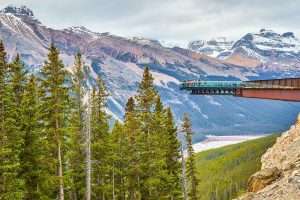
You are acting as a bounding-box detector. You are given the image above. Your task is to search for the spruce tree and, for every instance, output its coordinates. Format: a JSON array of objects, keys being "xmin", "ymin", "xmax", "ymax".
[
  {"xmin": 0, "ymin": 42, "xmax": 25, "ymax": 200},
  {"xmin": 68, "ymin": 52, "xmax": 87, "ymax": 199},
  {"xmin": 135, "ymin": 65, "xmax": 159, "ymax": 198},
  {"xmin": 182, "ymin": 112, "xmax": 199, "ymax": 200},
  {"xmin": 39, "ymin": 43, "xmax": 73, "ymax": 199},
  {"xmin": 19, "ymin": 75, "xmax": 44, "ymax": 199},
  {"xmin": 110, "ymin": 120, "xmax": 129, "ymax": 200},
  {"xmin": 89, "ymin": 75, "xmax": 110, "ymax": 198},
  {"xmin": 124, "ymin": 97, "xmax": 142, "ymax": 199},
  {"xmin": 164, "ymin": 107, "xmax": 182, "ymax": 199},
  {"xmin": 125, "ymin": 97, "xmax": 135, "ymax": 118},
  {"xmin": 9, "ymin": 54, "xmax": 31, "ymax": 198},
  {"xmin": 9, "ymin": 53, "xmax": 27, "ymax": 106},
  {"xmin": 151, "ymin": 94, "xmax": 170, "ymax": 198}
]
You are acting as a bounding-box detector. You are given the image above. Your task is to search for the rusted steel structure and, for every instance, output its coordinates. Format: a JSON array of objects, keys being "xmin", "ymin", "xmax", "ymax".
[{"xmin": 179, "ymin": 78, "xmax": 300, "ymax": 102}]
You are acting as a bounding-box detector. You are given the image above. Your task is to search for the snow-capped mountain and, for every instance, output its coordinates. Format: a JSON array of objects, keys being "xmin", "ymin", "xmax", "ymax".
[
  {"xmin": 188, "ymin": 37, "xmax": 234, "ymax": 59},
  {"xmin": 226, "ymin": 29, "xmax": 300, "ymax": 73},
  {"xmin": 188, "ymin": 29, "xmax": 300, "ymax": 77},
  {"xmin": 0, "ymin": 4, "xmax": 40, "ymax": 23},
  {"xmin": 1, "ymin": 5, "xmax": 299, "ymax": 140}
]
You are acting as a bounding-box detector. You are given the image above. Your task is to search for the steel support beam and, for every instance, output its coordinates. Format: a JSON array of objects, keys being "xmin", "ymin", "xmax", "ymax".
[{"xmin": 237, "ymin": 89, "xmax": 300, "ymax": 102}]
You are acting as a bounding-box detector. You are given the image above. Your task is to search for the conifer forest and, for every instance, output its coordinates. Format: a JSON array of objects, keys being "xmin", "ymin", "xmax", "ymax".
[{"xmin": 0, "ymin": 41, "xmax": 199, "ymax": 200}]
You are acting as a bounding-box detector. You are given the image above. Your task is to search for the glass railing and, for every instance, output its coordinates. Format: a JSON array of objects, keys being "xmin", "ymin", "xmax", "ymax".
[{"xmin": 180, "ymin": 81, "xmax": 295, "ymax": 89}]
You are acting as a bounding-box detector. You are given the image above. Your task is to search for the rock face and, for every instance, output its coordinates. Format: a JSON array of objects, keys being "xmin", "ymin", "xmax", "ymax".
[
  {"xmin": 237, "ymin": 114, "xmax": 300, "ymax": 200},
  {"xmin": 247, "ymin": 167, "xmax": 282, "ymax": 193}
]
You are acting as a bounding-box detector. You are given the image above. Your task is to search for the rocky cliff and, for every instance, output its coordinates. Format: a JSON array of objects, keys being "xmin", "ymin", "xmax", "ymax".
[{"xmin": 237, "ymin": 114, "xmax": 300, "ymax": 200}]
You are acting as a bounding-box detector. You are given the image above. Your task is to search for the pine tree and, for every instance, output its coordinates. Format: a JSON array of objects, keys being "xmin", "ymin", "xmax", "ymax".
[
  {"xmin": 135, "ymin": 65, "xmax": 157, "ymax": 111},
  {"xmin": 182, "ymin": 112, "xmax": 199, "ymax": 200},
  {"xmin": 9, "ymin": 54, "xmax": 32, "ymax": 198},
  {"xmin": 110, "ymin": 120, "xmax": 129, "ymax": 200},
  {"xmin": 68, "ymin": 52, "xmax": 87, "ymax": 199},
  {"xmin": 124, "ymin": 97, "xmax": 135, "ymax": 118},
  {"xmin": 135, "ymin": 65, "xmax": 159, "ymax": 198},
  {"xmin": 9, "ymin": 53, "xmax": 27, "ymax": 106},
  {"xmin": 39, "ymin": 43, "xmax": 73, "ymax": 199},
  {"xmin": 0, "ymin": 42, "xmax": 25, "ymax": 200},
  {"xmin": 164, "ymin": 107, "xmax": 182, "ymax": 199},
  {"xmin": 19, "ymin": 75, "xmax": 44, "ymax": 199},
  {"xmin": 124, "ymin": 97, "xmax": 142, "ymax": 199},
  {"xmin": 89, "ymin": 75, "xmax": 110, "ymax": 199},
  {"xmin": 85, "ymin": 94, "xmax": 91, "ymax": 200},
  {"xmin": 151, "ymin": 94, "xmax": 170, "ymax": 198}
]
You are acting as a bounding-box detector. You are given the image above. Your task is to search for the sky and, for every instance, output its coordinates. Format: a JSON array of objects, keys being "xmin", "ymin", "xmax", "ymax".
[{"xmin": 1, "ymin": 0, "xmax": 300, "ymax": 47}]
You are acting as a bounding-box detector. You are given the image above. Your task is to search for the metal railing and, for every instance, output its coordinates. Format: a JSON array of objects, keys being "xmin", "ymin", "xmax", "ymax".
[{"xmin": 180, "ymin": 80, "xmax": 295, "ymax": 90}]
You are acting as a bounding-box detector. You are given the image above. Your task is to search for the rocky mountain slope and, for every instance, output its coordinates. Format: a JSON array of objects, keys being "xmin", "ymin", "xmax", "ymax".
[
  {"xmin": 237, "ymin": 114, "xmax": 300, "ymax": 200},
  {"xmin": 188, "ymin": 37, "xmax": 234, "ymax": 59},
  {"xmin": 1, "ymin": 5, "xmax": 300, "ymax": 138},
  {"xmin": 189, "ymin": 29, "xmax": 300, "ymax": 77},
  {"xmin": 227, "ymin": 29, "xmax": 300, "ymax": 75}
]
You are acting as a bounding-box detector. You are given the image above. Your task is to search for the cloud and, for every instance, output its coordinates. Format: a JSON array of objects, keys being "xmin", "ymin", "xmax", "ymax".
[{"xmin": 2, "ymin": 0, "xmax": 300, "ymax": 47}]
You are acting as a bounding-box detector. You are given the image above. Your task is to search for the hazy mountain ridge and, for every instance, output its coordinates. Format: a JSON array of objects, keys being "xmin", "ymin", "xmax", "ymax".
[{"xmin": 1, "ymin": 5, "xmax": 300, "ymax": 139}]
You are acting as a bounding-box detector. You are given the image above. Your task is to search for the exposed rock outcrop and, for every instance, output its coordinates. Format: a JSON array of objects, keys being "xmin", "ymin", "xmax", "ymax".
[
  {"xmin": 236, "ymin": 114, "xmax": 300, "ymax": 200},
  {"xmin": 247, "ymin": 167, "xmax": 282, "ymax": 193}
]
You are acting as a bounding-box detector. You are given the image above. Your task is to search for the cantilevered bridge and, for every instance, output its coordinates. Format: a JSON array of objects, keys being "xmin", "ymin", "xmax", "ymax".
[{"xmin": 179, "ymin": 78, "xmax": 300, "ymax": 102}]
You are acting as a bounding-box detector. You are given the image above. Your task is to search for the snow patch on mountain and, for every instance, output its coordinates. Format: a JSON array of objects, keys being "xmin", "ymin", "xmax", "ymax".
[
  {"xmin": 188, "ymin": 37, "xmax": 234, "ymax": 59},
  {"xmin": 0, "ymin": 5, "xmax": 40, "ymax": 23},
  {"xmin": 129, "ymin": 37, "xmax": 162, "ymax": 48},
  {"xmin": 63, "ymin": 26, "xmax": 101, "ymax": 39},
  {"xmin": 206, "ymin": 96, "xmax": 221, "ymax": 106}
]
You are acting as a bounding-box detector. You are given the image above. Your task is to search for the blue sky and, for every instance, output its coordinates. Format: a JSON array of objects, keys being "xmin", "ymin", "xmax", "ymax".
[{"xmin": 1, "ymin": 0, "xmax": 299, "ymax": 47}]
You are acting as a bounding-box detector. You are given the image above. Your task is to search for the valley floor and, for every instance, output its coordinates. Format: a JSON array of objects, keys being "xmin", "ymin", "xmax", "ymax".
[{"xmin": 190, "ymin": 134, "xmax": 267, "ymax": 154}]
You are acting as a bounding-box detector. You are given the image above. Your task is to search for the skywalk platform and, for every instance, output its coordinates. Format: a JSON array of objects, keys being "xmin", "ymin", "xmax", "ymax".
[{"xmin": 179, "ymin": 78, "xmax": 300, "ymax": 102}]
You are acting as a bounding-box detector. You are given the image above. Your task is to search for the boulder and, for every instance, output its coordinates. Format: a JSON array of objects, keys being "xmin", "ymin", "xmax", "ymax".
[{"xmin": 247, "ymin": 167, "xmax": 281, "ymax": 192}]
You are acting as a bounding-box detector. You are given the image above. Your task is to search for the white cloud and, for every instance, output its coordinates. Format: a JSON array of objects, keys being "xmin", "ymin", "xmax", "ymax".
[{"xmin": 2, "ymin": 0, "xmax": 300, "ymax": 47}]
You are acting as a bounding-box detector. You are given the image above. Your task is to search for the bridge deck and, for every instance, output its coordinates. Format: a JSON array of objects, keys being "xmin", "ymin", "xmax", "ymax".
[
  {"xmin": 179, "ymin": 78, "xmax": 300, "ymax": 101},
  {"xmin": 180, "ymin": 80, "xmax": 298, "ymax": 90}
]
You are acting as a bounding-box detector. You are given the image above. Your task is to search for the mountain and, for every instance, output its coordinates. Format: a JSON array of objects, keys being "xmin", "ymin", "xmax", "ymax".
[
  {"xmin": 188, "ymin": 37, "xmax": 234, "ymax": 59},
  {"xmin": 236, "ymin": 115, "xmax": 300, "ymax": 200},
  {"xmin": 1, "ymin": 5, "xmax": 300, "ymax": 139},
  {"xmin": 189, "ymin": 29, "xmax": 300, "ymax": 77},
  {"xmin": 227, "ymin": 29, "xmax": 300, "ymax": 74}
]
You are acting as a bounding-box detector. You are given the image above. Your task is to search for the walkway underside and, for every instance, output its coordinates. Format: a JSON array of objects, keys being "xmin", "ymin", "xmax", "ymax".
[
  {"xmin": 180, "ymin": 78, "xmax": 300, "ymax": 102},
  {"xmin": 238, "ymin": 89, "xmax": 300, "ymax": 102}
]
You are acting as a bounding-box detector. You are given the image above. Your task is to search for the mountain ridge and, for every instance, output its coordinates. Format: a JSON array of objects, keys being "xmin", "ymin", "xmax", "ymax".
[
  {"xmin": 188, "ymin": 29, "xmax": 300, "ymax": 75},
  {"xmin": 1, "ymin": 5, "xmax": 300, "ymax": 138}
]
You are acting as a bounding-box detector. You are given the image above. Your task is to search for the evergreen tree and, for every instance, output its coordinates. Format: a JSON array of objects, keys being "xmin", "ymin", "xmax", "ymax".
[
  {"xmin": 19, "ymin": 75, "xmax": 44, "ymax": 199},
  {"xmin": 9, "ymin": 54, "xmax": 31, "ymax": 198},
  {"xmin": 110, "ymin": 120, "xmax": 129, "ymax": 200},
  {"xmin": 89, "ymin": 75, "xmax": 110, "ymax": 198},
  {"xmin": 124, "ymin": 97, "xmax": 142, "ymax": 199},
  {"xmin": 9, "ymin": 53, "xmax": 27, "ymax": 106},
  {"xmin": 164, "ymin": 107, "xmax": 182, "ymax": 199},
  {"xmin": 182, "ymin": 112, "xmax": 199, "ymax": 200},
  {"xmin": 0, "ymin": 42, "xmax": 25, "ymax": 200},
  {"xmin": 68, "ymin": 52, "xmax": 87, "ymax": 199},
  {"xmin": 125, "ymin": 97, "xmax": 135, "ymax": 118},
  {"xmin": 39, "ymin": 43, "xmax": 73, "ymax": 199},
  {"xmin": 151, "ymin": 94, "xmax": 170, "ymax": 198},
  {"xmin": 135, "ymin": 65, "xmax": 159, "ymax": 198}
]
